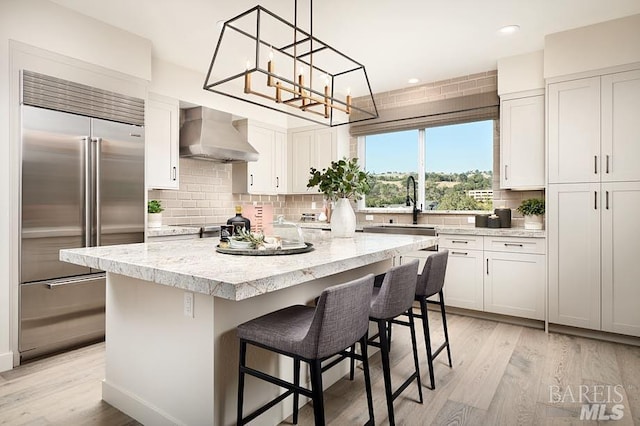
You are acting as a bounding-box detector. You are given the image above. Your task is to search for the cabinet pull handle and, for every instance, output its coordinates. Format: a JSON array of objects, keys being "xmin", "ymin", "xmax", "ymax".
[
  {"xmin": 452, "ymin": 240, "xmax": 468, "ymax": 244},
  {"xmin": 504, "ymin": 164, "xmax": 508, "ymax": 180},
  {"xmin": 172, "ymin": 166, "xmax": 177, "ymax": 181},
  {"xmin": 276, "ymin": 176, "xmax": 279, "ymax": 188},
  {"xmin": 504, "ymin": 243, "xmax": 524, "ymax": 247},
  {"xmin": 594, "ymin": 191, "xmax": 598, "ymax": 210},
  {"xmin": 451, "ymin": 251, "xmax": 468, "ymax": 256},
  {"xmin": 594, "ymin": 155, "xmax": 598, "ymax": 174},
  {"xmin": 606, "ymin": 155, "xmax": 610, "ymax": 174},
  {"xmin": 606, "ymin": 191, "xmax": 609, "ymax": 210},
  {"xmin": 129, "ymin": 133, "xmax": 142, "ymax": 138},
  {"xmin": 486, "ymin": 258, "xmax": 489, "ymax": 275},
  {"xmin": 250, "ymin": 174, "xmax": 254, "ymax": 186}
]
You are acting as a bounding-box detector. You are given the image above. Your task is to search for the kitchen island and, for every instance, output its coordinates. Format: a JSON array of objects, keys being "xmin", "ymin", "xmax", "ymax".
[{"xmin": 60, "ymin": 230, "xmax": 437, "ymax": 426}]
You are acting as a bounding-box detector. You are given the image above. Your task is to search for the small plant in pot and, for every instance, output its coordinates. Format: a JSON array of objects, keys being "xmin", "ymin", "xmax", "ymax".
[
  {"xmin": 307, "ymin": 158, "xmax": 371, "ymax": 238},
  {"xmin": 517, "ymin": 198, "xmax": 545, "ymax": 230},
  {"xmin": 147, "ymin": 200, "xmax": 164, "ymax": 228}
]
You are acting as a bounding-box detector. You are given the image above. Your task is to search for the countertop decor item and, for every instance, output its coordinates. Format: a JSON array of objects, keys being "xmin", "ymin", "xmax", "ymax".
[
  {"xmin": 216, "ymin": 242, "xmax": 314, "ymax": 256},
  {"xmin": 147, "ymin": 200, "xmax": 164, "ymax": 228},
  {"xmin": 307, "ymin": 158, "xmax": 371, "ymax": 238},
  {"xmin": 494, "ymin": 208, "xmax": 512, "ymax": 228},
  {"xmin": 475, "ymin": 214, "xmax": 489, "ymax": 227},
  {"xmin": 487, "ymin": 215, "xmax": 501, "ymax": 228},
  {"xmin": 517, "ymin": 198, "xmax": 545, "ymax": 230},
  {"xmin": 203, "ymin": 0, "xmax": 378, "ymax": 127}
]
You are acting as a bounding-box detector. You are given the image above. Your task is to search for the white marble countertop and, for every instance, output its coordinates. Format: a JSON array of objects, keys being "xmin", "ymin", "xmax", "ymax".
[
  {"xmin": 60, "ymin": 231, "xmax": 438, "ymax": 301},
  {"xmin": 146, "ymin": 225, "xmax": 201, "ymax": 237},
  {"xmin": 301, "ymin": 222, "xmax": 545, "ymax": 238}
]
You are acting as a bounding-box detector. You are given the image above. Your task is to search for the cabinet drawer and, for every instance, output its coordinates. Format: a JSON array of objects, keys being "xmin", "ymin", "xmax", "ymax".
[
  {"xmin": 438, "ymin": 234, "xmax": 483, "ymax": 250},
  {"xmin": 484, "ymin": 236, "xmax": 545, "ymax": 254}
]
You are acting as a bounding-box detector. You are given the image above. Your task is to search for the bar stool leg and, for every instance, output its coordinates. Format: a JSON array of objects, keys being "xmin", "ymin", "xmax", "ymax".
[
  {"xmin": 237, "ymin": 339, "xmax": 247, "ymax": 426},
  {"xmin": 419, "ymin": 297, "xmax": 436, "ymax": 390},
  {"xmin": 439, "ymin": 291, "xmax": 453, "ymax": 367},
  {"xmin": 407, "ymin": 308, "xmax": 424, "ymax": 403},
  {"xmin": 348, "ymin": 344, "xmax": 356, "ymax": 380},
  {"xmin": 309, "ymin": 359, "xmax": 325, "ymax": 425},
  {"xmin": 293, "ymin": 358, "xmax": 300, "ymax": 424},
  {"xmin": 359, "ymin": 334, "xmax": 375, "ymax": 426},
  {"xmin": 377, "ymin": 319, "xmax": 396, "ymax": 425}
]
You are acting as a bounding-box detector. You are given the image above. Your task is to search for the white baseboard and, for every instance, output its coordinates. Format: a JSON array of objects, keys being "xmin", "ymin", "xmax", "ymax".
[
  {"xmin": 0, "ymin": 351, "xmax": 14, "ymax": 373},
  {"xmin": 102, "ymin": 380, "xmax": 185, "ymax": 426}
]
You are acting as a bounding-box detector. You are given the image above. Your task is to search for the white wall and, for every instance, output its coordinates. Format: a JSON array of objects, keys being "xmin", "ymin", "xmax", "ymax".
[
  {"xmin": 544, "ymin": 14, "xmax": 640, "ymax": 79},
  {"xmin": 0, "ymin": 0, "xmax": 152, "ymax": 371},
  {"xmin": 497, "ymin": 50, "xmax": 544, "ymax": 95}
]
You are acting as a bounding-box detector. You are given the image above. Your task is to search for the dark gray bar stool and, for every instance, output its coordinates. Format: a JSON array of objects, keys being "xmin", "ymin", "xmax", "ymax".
[
  {"xmin": 236, "ymin": 274, "xmax": 376, "ymax": 426},
  {"xmin": 350, "ymin": 259, "xmax": 423, "ymax": 425},
  {"xmin": 413, "ymin": 249, "xmax": 452, "ymax": 390}
]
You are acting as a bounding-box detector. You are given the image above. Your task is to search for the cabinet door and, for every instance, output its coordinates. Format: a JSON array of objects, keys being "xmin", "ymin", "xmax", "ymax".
[
  {"xmin": 289, "ymin": 130, "xmax": 314, "ymax": 193},
  {"xmin": 146, "ymin": 95, "xmax": 179, "ymax": 189},
  {"xmin": 500, "ymin": 95, "xmax": 544, "ymax": 189},
  {"xmin": 548, "ymin": 77, "xmax": 600, "ymax": 184},
  {"xmin": 548, "ymin": 183, "xmax": 601, "ymax": 329},
  {"xmin": 399, "ymin": 250, "xmax": 436, "ymax": 274},
  {"xmin": 484, "ymin": 251, "xmax": 545, "ymax": 320},
  {"xmin": 601, "ymin": 182, "xmax": 640, "ymax": 336},
  {"xmin": 314, "ymin": 128, "xmax": 337, "ymax": 171},
  {"xmin": 442, "ymin": 249, "xmax": 484, "ymax": 310},
  {"xmin": 601, "ymin": 69, "xmax": 640, "ymax": 182},
  {"xmin": 274, "ymin": 131, "xmax": 287, "ymax": 193},
  {"xmin": 246, "ymin": 125, "xmax": 275, "ymax": 194}
]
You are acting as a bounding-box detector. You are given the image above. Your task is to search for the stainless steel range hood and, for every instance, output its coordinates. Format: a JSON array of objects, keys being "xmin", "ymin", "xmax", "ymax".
[{"xmin": 179, "ymin": 107, "xmax": 259, "ymax": 163}]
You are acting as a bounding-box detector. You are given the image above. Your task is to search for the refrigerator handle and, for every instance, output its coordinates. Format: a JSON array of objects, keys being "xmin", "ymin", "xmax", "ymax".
[
  {"xmin": 94, "ymin": 137, "xmax": 102, "ymax": 246},
  {"xmin": 83, "ymin": 136, "xmax": 92, "ymax": 248}
]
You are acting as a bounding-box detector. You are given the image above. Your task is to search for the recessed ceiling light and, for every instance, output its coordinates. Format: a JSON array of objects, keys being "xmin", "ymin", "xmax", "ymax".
[
  {"xmin": 408, "ymin": 78, "xmax": 420, "ymax": 84},
  {"xmin": 499, "ymin": 25, "xmax": 520, "ymax": 34}
]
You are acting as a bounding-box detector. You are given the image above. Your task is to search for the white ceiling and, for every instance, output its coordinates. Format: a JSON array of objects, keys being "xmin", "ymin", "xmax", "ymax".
[{"xmin": 51, "ymin": 0, "xmax": 640, "ymax": 94}]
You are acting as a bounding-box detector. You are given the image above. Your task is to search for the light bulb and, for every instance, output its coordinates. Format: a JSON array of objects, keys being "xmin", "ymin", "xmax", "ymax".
[
  {"xmin": 246, "ymin": 60, "xmax": 251, "ymax": 70},
  {"xmin": 299, "ymin": 66, "xmax": 304, "ymax": 76},
  {"xmin": 269, "ymin": 47, "xmax": 274, "ymax": 61}
]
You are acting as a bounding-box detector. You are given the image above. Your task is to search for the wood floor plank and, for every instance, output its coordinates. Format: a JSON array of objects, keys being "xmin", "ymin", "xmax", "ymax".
[
  {"xmin": 484, "ymin": 326, "xmax": 550, "ymax": 425},
  {"xmin": 615, "ymin": 343, "xmax": 640, "ymax": 425},
  {"xmin": 537, "ymin": 333, "xmax": 584, "ymax": 410},
  {"xmin": 431, "ymin": 399, "xmax": 487, "ymax": 426},
  {"xmin": 448, "ymin": 322, "xmax": 523, "ymax": 410}
]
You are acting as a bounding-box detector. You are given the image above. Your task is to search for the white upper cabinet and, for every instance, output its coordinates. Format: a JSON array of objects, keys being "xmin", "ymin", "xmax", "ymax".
[
  {"xmin": 548, "ymin": 77, "xmax": 601, "ymax": 184},
  {"xmin": 232, "ymin": 120, "xmax": 287, "ymax": 194},
  {"xmin": 500, "ymin": 94, "xmax": 545, "ymax": 189},
  {"xmin": 288, "ymin": 127, "xmax": 337, "ymax": 194},
  {"xmin": 601, "ymin": 69, "xmax": 640, "ymax": 182},
  {"xmin": 145, "ymin": 93, "xmax": 179, "ymax": 190}
]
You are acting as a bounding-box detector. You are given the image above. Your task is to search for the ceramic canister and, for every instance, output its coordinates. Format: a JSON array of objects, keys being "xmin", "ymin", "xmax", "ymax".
[
  {"xmin": 494, "ymin": 208, "xmax": 512, "ymax": 228},
  {"xmin": 475, "ymin": 214, "xmax": 489, "ymax": 227}
]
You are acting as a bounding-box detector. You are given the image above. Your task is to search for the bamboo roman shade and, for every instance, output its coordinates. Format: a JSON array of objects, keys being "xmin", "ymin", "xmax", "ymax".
[{"xmin": 349, "ymin": 91, "xmax": 499, "ymax": 136}]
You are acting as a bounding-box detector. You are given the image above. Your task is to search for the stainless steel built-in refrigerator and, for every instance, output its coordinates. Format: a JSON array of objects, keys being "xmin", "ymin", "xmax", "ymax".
[{"xmin": 19, "ymin": 71, "xmax": 145, "ymax": 361}]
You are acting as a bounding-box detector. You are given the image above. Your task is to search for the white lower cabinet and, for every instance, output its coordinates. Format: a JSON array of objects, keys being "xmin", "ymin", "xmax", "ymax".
[
  {"xmin": 484, "ymin": 251, "xmax": 545, "ymax": 320},
  {"xmin": 439, "ymin": 233, "xmax": 546, "ymax": 320},
  {"xmin": 549, "ymin": 182, "xmax": 640, "ymax": 337}
]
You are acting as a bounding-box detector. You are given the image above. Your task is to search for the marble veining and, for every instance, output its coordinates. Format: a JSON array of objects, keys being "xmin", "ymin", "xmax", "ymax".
[
  {"xmin": 146, "ymin": 225, "xmax": 201, "ymax": 237},
  {"xmin": 60, "ymin": 231, "xmax": 437, "ymax": 301},
  {"xmin": 433, "ymin": 226, "xmax": 545, "ymax": 238}
]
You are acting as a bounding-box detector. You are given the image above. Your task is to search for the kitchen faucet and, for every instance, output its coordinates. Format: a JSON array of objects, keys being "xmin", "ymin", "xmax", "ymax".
[{"xmin": 405, "ymin": 175, "xmax": 420, "ymax": 225}]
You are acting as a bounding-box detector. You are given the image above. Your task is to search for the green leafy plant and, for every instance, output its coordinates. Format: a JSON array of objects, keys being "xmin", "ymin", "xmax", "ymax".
[
  {"xmin": 233, "ymin": 227, "xmax": 266, "ymax": 248},
  {"xmin": 517, "ymin": 198, "xmax": 545, "ymax": 216},
  {"xmin": 307, "ymin": 157, "xmax": 371, "ymax": 201},
  {"xmin": 147, "ymin": 200, "xmax": 164, "ymax": 214}
]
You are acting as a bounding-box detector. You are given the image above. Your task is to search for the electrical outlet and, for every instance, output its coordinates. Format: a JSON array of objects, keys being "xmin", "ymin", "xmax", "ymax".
[
  {"xmin": 365, "ymin": 215, "xmax": 374, "ymax": 221},
  {"xmin": 184, "ymin": 292, "xmax": 194, "ymax": 318},
  {"xmin": 467, "ymin": 216, "xmax": 475, "ymax": 224},
  {"xmin": 311, "ymin": 201, "xmax": 317, "ymax": 209}
]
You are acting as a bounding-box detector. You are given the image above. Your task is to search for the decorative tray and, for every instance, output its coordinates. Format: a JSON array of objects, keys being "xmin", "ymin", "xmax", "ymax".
[{"xmin": 216, "ymin": 243, "xmax": 314, "ymax": 256}]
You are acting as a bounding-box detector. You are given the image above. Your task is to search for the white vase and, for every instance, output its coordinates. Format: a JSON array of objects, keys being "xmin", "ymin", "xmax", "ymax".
[
  {"xmin": 331, "ymin": 198, "xmax": 356, "ymax": 238},
  {"xmin": 524, "ymin": 214, "xmax": 543, "ymax": 230},
  {"xmin": 148, "ymin": 212, "xmax": 162, "ymax": 228}
]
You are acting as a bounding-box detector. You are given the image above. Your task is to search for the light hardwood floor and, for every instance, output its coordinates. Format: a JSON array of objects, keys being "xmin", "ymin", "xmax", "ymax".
[{"xmin": 1, "ymin": 312, "xmax": 639, "ymax": 425}]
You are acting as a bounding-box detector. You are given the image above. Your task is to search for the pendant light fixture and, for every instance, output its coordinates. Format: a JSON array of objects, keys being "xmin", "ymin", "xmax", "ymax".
[{"xmin": 203, "ymin": 0, "xmax": 378, "ymax": 127}]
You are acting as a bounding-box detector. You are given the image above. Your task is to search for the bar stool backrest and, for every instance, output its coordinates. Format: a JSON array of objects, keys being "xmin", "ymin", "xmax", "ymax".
[
  {"xmin": 308, "ymin": 274, "xmax": 375, "ymax": 359},
  {"xmin": 370, "ymin": 260, "xmax": 419, "ymax": 319},
  {"xmin": 416, "ymin": 249, "xmax": 449, "ymax": 297}
]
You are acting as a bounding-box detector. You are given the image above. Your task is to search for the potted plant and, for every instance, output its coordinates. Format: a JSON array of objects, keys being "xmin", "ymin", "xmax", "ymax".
[
  {"xmin": 307, "ymin": 158, "xmax": 371, "ymax": 237},
  {"xmin": 147, "ymin": 200, "xmax": 164, "ymax": 228},
  {"xmin": 517, "ymin": 198, "xmax": 545, "ymax": 230}
]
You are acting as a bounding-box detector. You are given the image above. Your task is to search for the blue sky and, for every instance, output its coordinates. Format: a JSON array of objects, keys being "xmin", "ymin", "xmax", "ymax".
[{"xmin": 364, "ymin": 120, "xmax": 493, "ymax": 174}]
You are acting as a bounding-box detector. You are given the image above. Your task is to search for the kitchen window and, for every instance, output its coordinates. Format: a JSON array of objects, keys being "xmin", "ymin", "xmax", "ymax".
[{"xmin": 362, "ymin": 120, "xmax": 494, "ymax": 211}]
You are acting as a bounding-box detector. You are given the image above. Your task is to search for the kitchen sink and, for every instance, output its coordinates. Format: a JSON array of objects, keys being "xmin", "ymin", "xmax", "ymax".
[{"xmin": 361, "ymin": 224, "xmax": 437, "ymax": 236}]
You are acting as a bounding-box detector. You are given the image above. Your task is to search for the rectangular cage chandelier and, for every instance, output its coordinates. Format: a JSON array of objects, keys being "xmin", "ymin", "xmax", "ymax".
[{"xmin": 203, "ymin": 1, "xmax": 378, "ymax": 127}]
